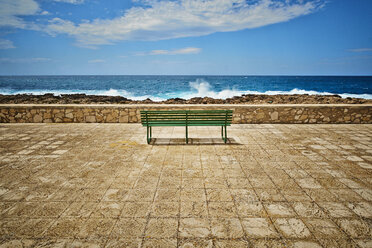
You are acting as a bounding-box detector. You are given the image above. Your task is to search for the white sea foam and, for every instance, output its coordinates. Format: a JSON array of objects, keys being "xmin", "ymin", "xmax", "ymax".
[
  {"xmin": 1, "ymin": 78, "xmax": 371, "ymax": 100},
  {"xmin": 180, "ymin": 79, "xmax": 372, "ymax": 100}
]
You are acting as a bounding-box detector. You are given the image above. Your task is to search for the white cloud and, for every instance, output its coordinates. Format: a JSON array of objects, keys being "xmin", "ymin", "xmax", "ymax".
[
  {"xmin": 152, "ymin": 47, "xmax": 201, "ymax": 55},
  {"xmin": 0, "ymin": 57, "xmax": 51, "ymax": 63},
  {"xmin": 45, "ymin": 0, "xmax": 324, "ymax": 47},
  {"xmin": 348, "ymin": 48, "xmax": 372, "ymax": 53},
  {"xmin": 0, "ymin": 39, "xmax": 15, "ymax": 49},
  {"xmin": 88, "ymin": 59, "xmax": 105, "ymax": 63},
  {"xmin": 0, "ymin": 0, "xmax": 40, "ymax": 28},
  {"xmin": 40, "ymin": 10, "xmax": 50, "ymax": 15},
  {"xmin": 54, "ymin": 0, "xmax": 84, "ymax": 4},
  {"xmin": 136, "ymin": 47, "xmax": 201, "ymax": 56}
]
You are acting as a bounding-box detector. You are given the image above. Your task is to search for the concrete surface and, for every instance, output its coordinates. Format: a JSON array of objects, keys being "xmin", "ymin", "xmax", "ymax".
[{"xmin": 0, "ymin": 123, "xmax": 371, "ymax": 247}]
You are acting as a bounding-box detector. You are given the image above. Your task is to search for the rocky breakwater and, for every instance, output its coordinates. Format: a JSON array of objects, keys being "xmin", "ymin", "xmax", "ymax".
[{"xmin": 0, "ymin": 93, "xmax": 371, "ymax": 104}]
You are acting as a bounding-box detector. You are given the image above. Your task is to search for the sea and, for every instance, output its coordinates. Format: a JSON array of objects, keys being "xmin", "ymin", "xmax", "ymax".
[{"xmin": 0, "ymin": 75, "xmax": 371, "ymax": 101}]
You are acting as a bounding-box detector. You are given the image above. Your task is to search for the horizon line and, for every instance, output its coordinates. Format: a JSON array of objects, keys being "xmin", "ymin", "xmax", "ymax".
[{"xmin": 1, "ymin": 74, "xmax": 372, "ymax": 77}]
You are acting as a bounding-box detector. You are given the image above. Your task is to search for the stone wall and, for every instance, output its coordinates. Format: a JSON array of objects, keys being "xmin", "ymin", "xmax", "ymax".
[{"xmin": 0, "ymin": 104, "xmax": 371, "ymax": 124}]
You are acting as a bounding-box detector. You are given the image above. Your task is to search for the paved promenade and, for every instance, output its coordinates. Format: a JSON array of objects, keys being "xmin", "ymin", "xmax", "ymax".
[{"xmin": 0, "ymin": 123, "xmax": 371, "ymax": 247}]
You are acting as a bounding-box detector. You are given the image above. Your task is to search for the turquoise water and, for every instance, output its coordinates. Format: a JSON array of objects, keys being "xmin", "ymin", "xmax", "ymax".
[{"xmin": 0, "ymin": 75, "xmax": 371, "ymax": 100}]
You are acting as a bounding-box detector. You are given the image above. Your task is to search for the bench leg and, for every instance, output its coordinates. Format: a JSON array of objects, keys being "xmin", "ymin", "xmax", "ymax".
[
  {"xmin": 186, "ymin": 125, "xmax": 188, "ymax": 144},
  {"xmin": 224, "ymin": 125, "xmax": 227, "ymax": 143},
  {"xmin": 221, "ymin": 125, "xmax": 227, "ymax": 143},
  {"xmin": 147, "ymin": 126, "xmax": 151, "ymax": 144}
]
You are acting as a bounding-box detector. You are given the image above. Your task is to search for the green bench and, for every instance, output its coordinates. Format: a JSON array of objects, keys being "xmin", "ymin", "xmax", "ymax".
[{"xmin": 140, "ymin": 110, "xmax": 233, "ymax": 144}]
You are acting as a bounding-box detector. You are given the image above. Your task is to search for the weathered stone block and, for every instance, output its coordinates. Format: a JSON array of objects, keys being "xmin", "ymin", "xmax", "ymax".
[
  {"xmin": 33, "ymin": 114, "xmax": 43, "ymax": 123},
  {"xmin": 86, "ymin": 116, "xmax": 96, "ymax": 123}
]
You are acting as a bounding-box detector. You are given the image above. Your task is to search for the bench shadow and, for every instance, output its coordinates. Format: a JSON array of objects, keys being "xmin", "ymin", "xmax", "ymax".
[{"xmin": 150, "ymin": 137, "xmax": 241, "ymax": 145}]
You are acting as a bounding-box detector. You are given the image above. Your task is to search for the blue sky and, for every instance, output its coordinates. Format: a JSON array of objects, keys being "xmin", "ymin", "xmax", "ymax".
[{"xmin": 0, "ymin": 0, "xmax": 371, "ymax": 75}]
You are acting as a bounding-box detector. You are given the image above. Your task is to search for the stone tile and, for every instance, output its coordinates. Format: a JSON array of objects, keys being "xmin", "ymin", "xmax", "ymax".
[
  {"xmin": 354, "ymin": 188, "xmax": 372, "ymax": 201},
  {"xmin": 273, "ymin": 218, "xmax": 311, "ymax": 238},
  {"xmin": 249, "ymin": 176, "xmax": 276, "ymax": 189},
  {"xmin": 110, "ymin": 177, "xmax": 138, "ymax": 189},
  {"xmin": 214, "ymin": 239, "xmax": 250, "ymax": 248},
  {"xmin": 77, "ymin": 218, "xmax": 116, "ymax": 239},
  {"xmin": 127, "ymin": 189, "xmax": 156, "ymax": 202},
  {"xmin": 347, "ymin": 202, "xmax": 372, "ymax": 218},
  {"xmin": 151, "ymin": 202, "xmax": 179, "ymax": 217},
  {"xmin": 337, "ymin": 219, "xmax": 372, "ymax": 238},
  {"xmin": 179, "ymin": 218, "xmax": 211, "ymax": 238},
  {"xmin": 251, "ymin": 239, "xmax": 287, "ymax": 248},
  {"xmin": 45, "ymin": 217, "xmax": 85, "ymax": 238},
  {"xmin": 90, "ymin": 201, "xmax": 124, "ymax": 218},
  {"xmin": 356, "ymin": 239, "xmax": 372, "ymax": 248},
  {"xmin": 208, "ymin": 202, "xmax": 238, "ymax": 218},
  {"xmin": 181, "ymin": 189, "xmax": 206, "ymax": 202},
  {"xmin": 154, "ymin": 189, "xmax": 180, "ymax": 202},
  {"xmin": 317, "ymin": 238, "xmax": 358, "ymax": 248},
  {"xmin": 110, "ymin": 218, "xmax": 147, "ymax": 238},
  {"xmin": 180, "ymin": 201, "xmax": 208, "ymax": 217},
  {"xmin": 182, "ymin": 169, "xmax": 203, "ymax": 178},
  {"xmin": 58, "ymin": 201, "xmax": 93, "ymax": 218},
  {"xmin": 121, "ymin": 202, "xmax": 151, "ymax": 217},
  {"xmin": 255, "ymin": 188, "xmax": 286, "ymax": 202},
  {"xmin": 338, "ymin": 178, "xmax": 364, "ymax": 189},
  {"xmin": 158, "ymin": 177, "xmax": 181, "ymax": 189},
  {"xmin": 145, "ymin": 218, "xmax": 178, "ymax": 238},
  {"xmin": 0, "ymin": 239, "xmax": 38, "ymax": 247},
  {"xmin": 142, "ymin": 238, "xmax": 177, "ymax": 248},
  {"xmin": 210, "ymin": 218, "xmax": 244, "ymax": 238},
  {"xmin": 226, "ymin": 177, "xmax": 251, "ymax": 189},
  {"xmin": 235, "ymin": 201, "xmax": 267, "ymax": 217},
  {"xmin": 178, "ymin": 238, "xmax": 213, "ymax": 248},
  {"xmin": 296, "ymin": 178, "xmax": 322, "ymax": 189},
  {"xmin": 230, "ymin": 189, "xmax": 258, "ymax": 203},
  {"xmin": 317, "ymin": 178, "xmax": 348, "ymax": 189},
  {"xmin": 206, "ymin": 189, "xmax": 233, "ymax": 202},
  {"xmin": 318, "ymin": 202, "xmax": 355, "ymax": 218},
  {"xmin": 35, "ymin": 239, "xmax": 77, "ymax": 247},
  {"xmin": 5, "ymin": 202, "xmax": 40, "ymax": 217},
  {"xmin": 304, "ymin": 218, "xmax": 344, "ymax": 238},
  {"xmin": 204, "ymin": 177, "xmax": 229, "ymax": 189},
  {"xmin": 280, "ymin": 189, "xmax": 313, "ymax": 202},
  {"xmin": 285, "ymin": 240, "xmax": 323, "ymax": 248},
  {"xmin": 102, "ymin": 189, "xmax": 129, "ymax": 202},
  {"xmin": 241, "ymin": 218, "xmax": 279, "ymax": 238},
  {"xmin": 105, "ymin": 238, "xmax": 142, "ymax": 248},
  {"xmin": 304, "ymin": 188, "xmax": 338, "ymax": 202},
  {"xmin": 134, "ymin": 177, "xmax": 159, "ymax": 189},
  {"xmin": 292, "ymin": 202, "xmax": 326, "ymax": 218},
  {"xmin": 182, "ymin": 178, "xmax": 205, "ymax": 189},
  {"xmin": 329, "ymin": 189, "xmax": 364, "ymax": 202},
  {"xmin": 19, "ymin": 218, "xmax": 54, "ymax": 238},
  {"xmin": 265, "ymin": 203, "xmax": 296, "ymax": 217}
]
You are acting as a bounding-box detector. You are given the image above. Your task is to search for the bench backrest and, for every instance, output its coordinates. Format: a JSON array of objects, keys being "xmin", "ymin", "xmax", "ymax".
[{"xmin": 140, "ymin": 110, "xmax": 233, "ymax": 126}]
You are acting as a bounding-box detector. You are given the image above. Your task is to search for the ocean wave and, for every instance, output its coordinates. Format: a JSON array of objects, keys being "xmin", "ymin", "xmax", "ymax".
[
  {"xmin": 1, "ymin": 79, "xmax": 371, "ymax": 100},
  {"xmin": 176, "ymin": 79, "xmax": 372, "ymax": 100}
]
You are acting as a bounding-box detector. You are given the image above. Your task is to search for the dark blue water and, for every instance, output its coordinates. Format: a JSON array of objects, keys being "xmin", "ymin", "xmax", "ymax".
[{"xmin": 0, "ymin": 75, "xmax": 371, "ymax": 100}]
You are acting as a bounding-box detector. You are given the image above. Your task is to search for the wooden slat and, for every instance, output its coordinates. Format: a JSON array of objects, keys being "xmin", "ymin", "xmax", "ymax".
[{"xmin": 140, "ymin": 110, "xmax": 233, "ymax": 127}]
